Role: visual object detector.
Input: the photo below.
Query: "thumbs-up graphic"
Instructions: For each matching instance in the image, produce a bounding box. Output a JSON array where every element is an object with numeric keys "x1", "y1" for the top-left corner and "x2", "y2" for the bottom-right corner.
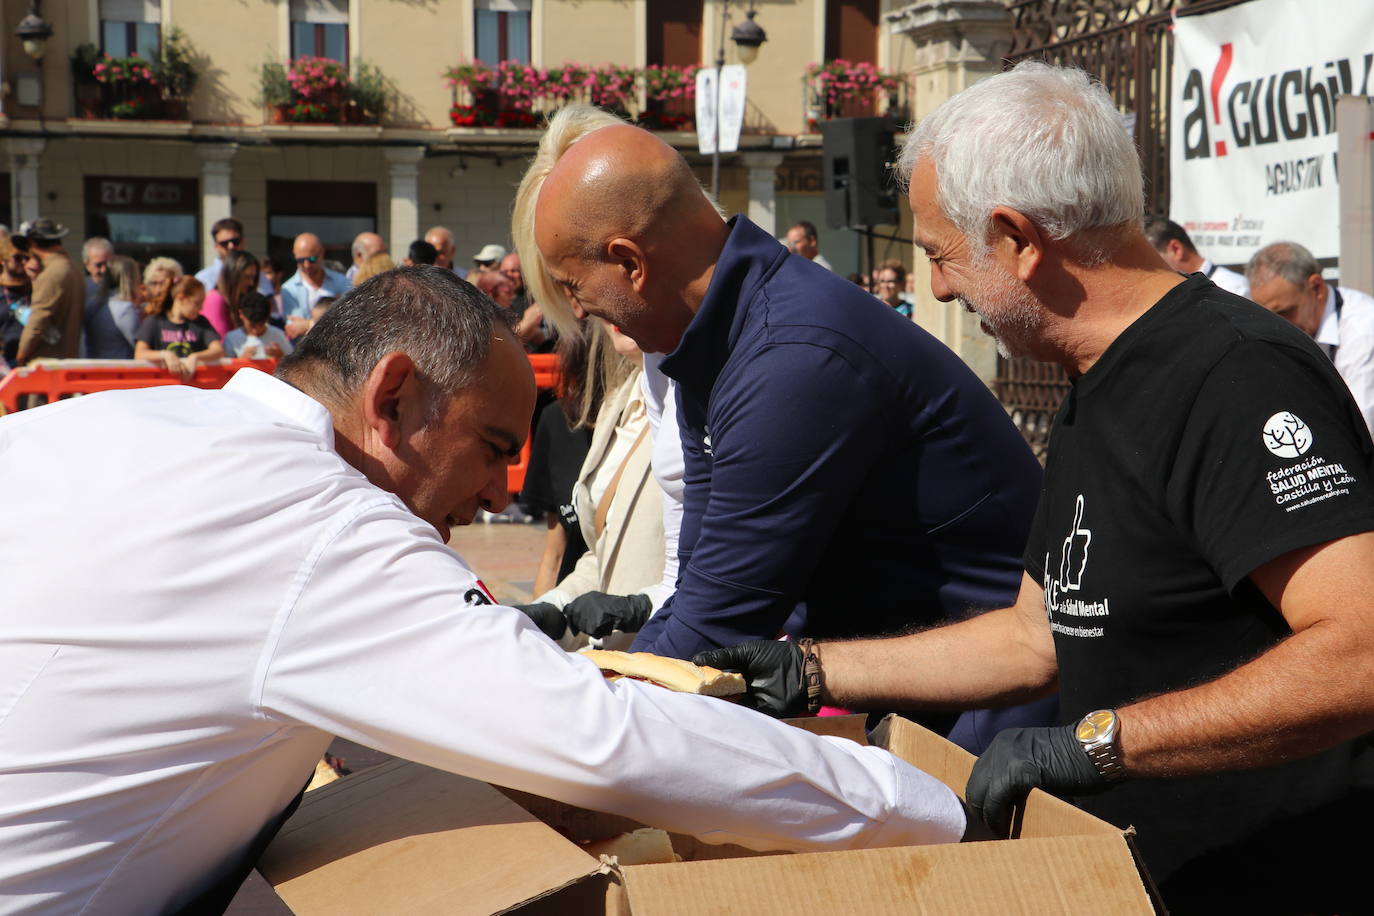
[{"x1": 1057, "y1": 494, "x2": 1091, "y2": 592}]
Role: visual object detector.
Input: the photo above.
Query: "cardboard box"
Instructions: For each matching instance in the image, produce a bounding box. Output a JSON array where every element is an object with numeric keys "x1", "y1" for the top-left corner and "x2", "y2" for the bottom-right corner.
[{"x1": 257, "y1": 715, "x2": 1160, "y2": 914}]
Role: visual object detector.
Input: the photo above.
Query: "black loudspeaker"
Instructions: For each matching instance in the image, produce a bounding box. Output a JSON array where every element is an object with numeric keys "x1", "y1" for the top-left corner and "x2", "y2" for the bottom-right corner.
[{"x1": 821, "y1": 117, "x2": 901, "y2": 228}]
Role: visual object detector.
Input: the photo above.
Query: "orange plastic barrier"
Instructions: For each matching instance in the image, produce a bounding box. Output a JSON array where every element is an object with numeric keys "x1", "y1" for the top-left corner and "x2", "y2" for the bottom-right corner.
[
  {"x1": 506, "y1": 352, "x2": 562, "y2": 496},
  {"x1": 0, "y1": 359, "x2": 278, "y2": 414},
  {"x1": 0, "y1": 355, "x2": 563, "y2": 497},
  {"x1": 527, "y1": 352, "x2": 560, "y2": 391}
]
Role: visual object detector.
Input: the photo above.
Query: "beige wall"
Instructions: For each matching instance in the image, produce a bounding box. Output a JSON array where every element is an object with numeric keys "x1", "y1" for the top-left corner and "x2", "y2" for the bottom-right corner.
[
  {"x1": 704, "y1": 0, "x2": 817, "y2": 136},
  {"x1": 417, "y1": 155, "x2": 528, "y2": 263},
  {"x1": 541, "y1": 0, "x2": 638, "y2": 70},
  {"x1": 175, "y1": 0, "x2": 277, "y2": 124},
  {"x1": 356, "y1": 0, "x2": 459, "y2": 128}
]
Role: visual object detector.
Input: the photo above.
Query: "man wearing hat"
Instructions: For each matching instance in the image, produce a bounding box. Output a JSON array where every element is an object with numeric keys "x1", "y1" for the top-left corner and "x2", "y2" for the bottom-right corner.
[
  {"x1": 472, "y1": 243, "x2": 507, "y2": 277},
  {"x1": 15, "y1": 219, "x2": 83, "y2": 365}
]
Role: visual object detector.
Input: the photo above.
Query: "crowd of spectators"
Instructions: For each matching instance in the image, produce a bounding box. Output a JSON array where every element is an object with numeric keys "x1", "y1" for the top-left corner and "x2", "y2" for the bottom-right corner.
[{"x1": 0, "y1": 217, "x2": 543, "y2": 378}]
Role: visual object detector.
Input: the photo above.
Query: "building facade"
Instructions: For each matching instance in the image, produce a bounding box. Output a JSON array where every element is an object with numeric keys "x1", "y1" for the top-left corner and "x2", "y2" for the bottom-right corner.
[{"x1": 0, "y1": 0, "x2": 1016, "y2": 372}]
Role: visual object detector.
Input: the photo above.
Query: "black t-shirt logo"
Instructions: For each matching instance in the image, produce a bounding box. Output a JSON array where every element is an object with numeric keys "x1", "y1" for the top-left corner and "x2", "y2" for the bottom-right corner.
[
  {"x1": 1057, "y1": 494, "x2": 1092, "y2": 593},
  {"x1": 1262, "y1": 411, "x2": 1313, "y2": 459}
]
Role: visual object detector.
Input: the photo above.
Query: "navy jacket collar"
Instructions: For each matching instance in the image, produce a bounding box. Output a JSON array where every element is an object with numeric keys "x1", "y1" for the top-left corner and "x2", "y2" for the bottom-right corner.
[{"x1": 660, "y1": 215, "x2": 789, "y2": 395}]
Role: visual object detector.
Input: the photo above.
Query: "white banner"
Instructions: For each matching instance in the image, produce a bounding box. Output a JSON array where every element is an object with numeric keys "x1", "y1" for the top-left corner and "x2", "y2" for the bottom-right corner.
[
  {"x1": 696, "y1": 69, "x2": 717, "y2": 155},
  {"x1": 696, "y1": 65, "x2": 747, "y2": 155},
  {"x1": 718, "y1": 64, "x2": 746, "y2": 154},
  {"x1": 1169, "y1": 0, "x2": 1374, "y2": 265}
]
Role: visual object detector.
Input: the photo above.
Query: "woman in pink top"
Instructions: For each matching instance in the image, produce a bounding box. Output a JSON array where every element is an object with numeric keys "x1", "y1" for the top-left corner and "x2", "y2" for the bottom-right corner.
[{"x1": 201, "y1": 250, "x2": 260, "y2": 337}]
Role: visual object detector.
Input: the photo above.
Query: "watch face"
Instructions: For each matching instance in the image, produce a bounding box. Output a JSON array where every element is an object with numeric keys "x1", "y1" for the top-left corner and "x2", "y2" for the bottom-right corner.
[{"x1": 1076, "y1": 709, "x2": 1116, "y2": 742}]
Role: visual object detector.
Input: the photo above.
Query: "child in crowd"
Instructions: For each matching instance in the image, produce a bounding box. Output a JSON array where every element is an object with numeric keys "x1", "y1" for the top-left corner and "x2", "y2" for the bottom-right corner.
[
  {"x1": 133, "y1": 276, "x2": 222, "y2": 381},
  {"x1": 259, "y1": 253, "x2": 289, "y2": 324},
  {"x1": 223, "y1": 291, "x2": 292, "y2": 360}
]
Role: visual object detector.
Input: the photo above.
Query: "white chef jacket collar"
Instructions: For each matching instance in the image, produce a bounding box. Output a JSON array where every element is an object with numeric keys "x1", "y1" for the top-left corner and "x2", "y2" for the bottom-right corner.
[
  {"x1": 223, "y1": 367, "x2": 336, "y2": 448},
  {"x1": 1315, "y1": 284, "x2": 1340, "y2": 349}
]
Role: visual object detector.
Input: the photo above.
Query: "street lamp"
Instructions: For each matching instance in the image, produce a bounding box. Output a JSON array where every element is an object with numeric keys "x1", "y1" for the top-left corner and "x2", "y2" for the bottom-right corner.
[
  {"x1": 15, "y1": 0, "x2": 53, "y2": 61},
  {"x1": 711, "y1": 2, "x2": 767, "y2": 198},
  {"x1": 731, "y1": 10, "x2": 767, "y2": 65}
]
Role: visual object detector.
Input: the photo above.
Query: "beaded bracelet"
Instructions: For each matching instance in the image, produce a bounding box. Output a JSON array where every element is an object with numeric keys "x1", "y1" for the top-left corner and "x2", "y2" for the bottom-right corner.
[{"x1": 797, "y1": 638, "x2": 823, "y2": 715}]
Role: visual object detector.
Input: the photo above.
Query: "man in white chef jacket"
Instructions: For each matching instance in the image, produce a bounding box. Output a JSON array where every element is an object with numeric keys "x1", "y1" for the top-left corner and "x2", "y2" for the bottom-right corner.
[{"x1": 0, "y1": 265, "x2": 966, "y2": 916}]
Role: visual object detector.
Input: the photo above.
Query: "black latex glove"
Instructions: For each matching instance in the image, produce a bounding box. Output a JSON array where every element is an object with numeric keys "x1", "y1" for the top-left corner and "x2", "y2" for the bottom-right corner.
[
  {"x1": 965, "y1": 725, "x2": 1108, "y2": 837},
  {"x1": 564, "y1": 591, "x2": 653, "y2": 638},
  {"x1": 693, "y1": 640, "x2": 806, "y2": 717},
  {"x1": 514, "y1": 602, "x2": 567, "y2": 641}
]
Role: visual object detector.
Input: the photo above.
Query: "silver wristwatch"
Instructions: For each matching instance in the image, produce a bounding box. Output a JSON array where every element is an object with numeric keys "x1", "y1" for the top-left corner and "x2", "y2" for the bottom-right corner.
[{"x1": 1075, "y1": 708, "x2": 1126, "y2": 783}]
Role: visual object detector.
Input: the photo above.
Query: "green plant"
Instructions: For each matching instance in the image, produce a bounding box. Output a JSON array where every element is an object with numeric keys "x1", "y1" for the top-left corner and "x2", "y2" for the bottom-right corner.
[
  {"x1": 444, "y1": 60, "x2": 496, "y2": 99},
  {"x1": 349, "y1": 60, "x2": 387, "y2": 117},
  {"x1": 258, "y1": 60, "x2": 291, "y2": 107},
  {"x1": 110, "y1": 99, "x2": 154, "y2": 119},
  {"x1": 71, "y1": 43, "x2": 101, "y2": 86},
  {"x1": 155, "y1": 26, "x2": 197, "y2": 100},
  {"x1": 287, "y1": 100, "x2": 332, "y2": 122}
]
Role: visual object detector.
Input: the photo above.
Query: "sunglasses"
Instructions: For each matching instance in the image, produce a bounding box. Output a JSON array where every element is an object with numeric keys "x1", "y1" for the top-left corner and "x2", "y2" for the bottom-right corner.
[
  {"x1": 216, "y1": 236, "x2": 243, "y2": 248},
  {"x1": 295, "y1": 255, "x2": 320, "y2": 265}
]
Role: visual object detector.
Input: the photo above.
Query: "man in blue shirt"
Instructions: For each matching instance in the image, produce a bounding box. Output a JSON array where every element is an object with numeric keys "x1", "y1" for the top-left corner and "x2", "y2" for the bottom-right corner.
[
  {"x1": 527, "y1": 115, "x2": 1048, "y2": 748},
  {"x1": 280, "y1": 232, "x2": 349, "y2": 335}
]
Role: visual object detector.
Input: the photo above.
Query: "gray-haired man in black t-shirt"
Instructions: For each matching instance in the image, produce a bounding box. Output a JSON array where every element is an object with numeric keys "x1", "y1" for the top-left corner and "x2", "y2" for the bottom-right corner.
[{"x1": 699, "y1": 61, "x2": 1374, "y2": 914}]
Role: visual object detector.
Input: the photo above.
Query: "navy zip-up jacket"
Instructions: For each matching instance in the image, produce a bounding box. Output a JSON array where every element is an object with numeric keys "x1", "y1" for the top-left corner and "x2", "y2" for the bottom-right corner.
[{"x1": 632, "y1": 216, "x2": 1044, "y2": 662}]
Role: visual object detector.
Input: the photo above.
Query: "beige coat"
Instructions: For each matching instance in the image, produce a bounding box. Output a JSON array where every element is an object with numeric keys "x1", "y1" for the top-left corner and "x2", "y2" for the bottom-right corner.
[
  {"x1": 18, "y1": 250, "x2": 84, "y2": 363},
  {"x1": 555, "y1": 370, "x2": 665, "y2": 648}
]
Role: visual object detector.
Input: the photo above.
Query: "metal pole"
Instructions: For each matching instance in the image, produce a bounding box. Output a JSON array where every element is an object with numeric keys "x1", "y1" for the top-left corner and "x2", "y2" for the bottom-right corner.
[{"x1": 711, "y1": 1, "x2": 729, "y2": 199}]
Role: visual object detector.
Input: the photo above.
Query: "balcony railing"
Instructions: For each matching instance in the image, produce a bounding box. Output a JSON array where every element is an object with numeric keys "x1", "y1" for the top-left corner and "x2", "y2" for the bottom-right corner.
[
  {"x1": 72, "y1": 55, "x2": 189, "y2": 121},
  {"x1": 445, "y1": 60, "x2": 699, "y2": 131},
  {"x1": 802, "y1": 60, "x2": 909, "y2": 132},
  {"x1": 259, "y1": 57, "x2": 388, "y2": 125},
  {"x1": 69, "y1": 30, "x2": 197, "y2": 122}
]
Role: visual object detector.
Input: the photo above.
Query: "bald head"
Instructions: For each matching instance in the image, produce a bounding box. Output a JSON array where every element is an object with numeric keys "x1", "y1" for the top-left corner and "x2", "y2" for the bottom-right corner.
[
  {"x1": 535, "y1": 125, "x2": 717, "y2": 262},
  {"x1": 352, "y1": 231, "x2": 385, "y2": 265},
  {"x1": 293, "y1": 233, "x2": 325, "y2": 283},
  {"x1": 425, "y1": 226, "x2": 456, "y2": 268}
]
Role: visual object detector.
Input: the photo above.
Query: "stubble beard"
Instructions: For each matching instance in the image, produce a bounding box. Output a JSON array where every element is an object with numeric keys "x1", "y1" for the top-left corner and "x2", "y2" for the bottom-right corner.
[
  {"x1": 959, "y1": 257, "x2": 1044, "y2": 359},
  {"x1": 596, "y1": 282, "x2": 663, "y2": 353}
]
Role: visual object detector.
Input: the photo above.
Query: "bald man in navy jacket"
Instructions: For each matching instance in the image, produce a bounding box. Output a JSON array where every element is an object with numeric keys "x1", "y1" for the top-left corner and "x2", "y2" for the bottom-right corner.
[{"x1": 530, "y1": 113, "x2": 1050, "y2": 750}]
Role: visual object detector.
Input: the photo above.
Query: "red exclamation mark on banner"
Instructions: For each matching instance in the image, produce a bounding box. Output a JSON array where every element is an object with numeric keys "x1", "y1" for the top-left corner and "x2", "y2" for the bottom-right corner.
[{"x1": 1211, "y1": 43, "x2": 1233, "y2": 157}]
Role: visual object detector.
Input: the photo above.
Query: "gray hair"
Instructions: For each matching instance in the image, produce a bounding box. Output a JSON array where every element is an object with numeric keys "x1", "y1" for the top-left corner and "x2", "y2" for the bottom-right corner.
[
  {"x1": 1246, "y1": 241, "x2": 1321, "y2": 288},
  {"x1": 276, "y1": 265, "x2": 512, "y2": 414},
  {"x1": 897, "y1": 61, "x2": 1144, "y2": 263},
  {"x1": 82, "y1": 236, "x2": 114, "y2": 262}
]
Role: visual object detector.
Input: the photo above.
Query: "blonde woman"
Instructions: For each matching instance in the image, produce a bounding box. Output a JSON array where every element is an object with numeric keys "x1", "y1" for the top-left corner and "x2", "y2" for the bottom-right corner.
[
  {"x1": 352, "y1": 252, "x2": 395, "y2": 286},
  {"x1": 516, "y1": 320, "x2": 665, "y2": 649},
  {"x1": 142, "y1": 257, "x2": 184, "y2": 317}
]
